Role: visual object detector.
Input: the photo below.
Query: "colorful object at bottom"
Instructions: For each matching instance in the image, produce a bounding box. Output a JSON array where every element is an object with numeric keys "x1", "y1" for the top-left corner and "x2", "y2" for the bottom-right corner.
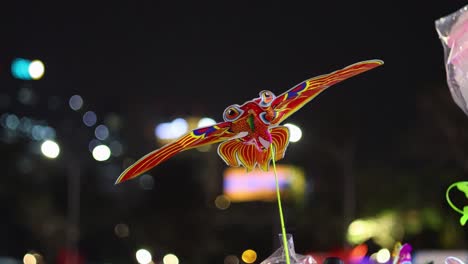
[
  {"x1": 116, "y1": 60, "x2": 383, "y2": 184},
  {"x1": 260, "y1": 234, "x2": 316, "y2": 264},
  {"x1": 392, "y1": 243, "x2": 412, "y2": 264}
]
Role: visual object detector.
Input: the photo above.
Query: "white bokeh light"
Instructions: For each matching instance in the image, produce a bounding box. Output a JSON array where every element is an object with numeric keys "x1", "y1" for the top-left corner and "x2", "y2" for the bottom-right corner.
[
  {"x1": 155, "y1": 118, "x2": 188, "y2": 140},
  {"x1": 376, "y1": 248, "x2": 390, "y2": 263},
  {"x1": 197, "y1": 117, "x2": 216, "y2": 128},
  {"x1": 41, "y1": 140, "x2": 60, "y2": 159},
  {"x1": 284, "y1": 123, "x2": 302, "y2": 143},
  {"x1": 136, "y1": 249, "x2": 152, "y2": 264},
  {"x1": 163, "y1": 253, "x2": 179, "y2": 264},
  {"x1": 28, "y1": 60, "x2": 45, "y2": 80},
  {"x1": 23, "y1": 253, "x2": 37, "y2": 264},
  {"x1": 92, "y1": 144, "x2": 111, "y2": 161}
]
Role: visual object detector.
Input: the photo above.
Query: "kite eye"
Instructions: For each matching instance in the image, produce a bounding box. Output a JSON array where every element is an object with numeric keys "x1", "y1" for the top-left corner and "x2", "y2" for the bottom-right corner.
[
  {"x1": 259, "y1": 90, "x2": 276, "y2": 107},
  {"x1": 223, "y1": 105, "x2": 244, "y2": 121}
]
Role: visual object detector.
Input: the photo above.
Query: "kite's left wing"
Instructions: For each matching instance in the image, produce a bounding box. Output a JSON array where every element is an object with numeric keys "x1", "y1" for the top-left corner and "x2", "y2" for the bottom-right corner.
[{"x1": 116, "y1": 122, "x2": 236, "y2": 184}]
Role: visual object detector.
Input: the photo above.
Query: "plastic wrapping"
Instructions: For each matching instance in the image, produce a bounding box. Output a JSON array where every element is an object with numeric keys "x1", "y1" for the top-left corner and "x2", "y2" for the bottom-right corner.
[
  {"x1": 260, "y1": 234, "x2": 316, "y2": 264},
  {"x1": 446, "y1": 257, "x2": 466, "y2": 264},
  {"x1": 436, "y1": 5, "x2": 468, "y2": 115}
]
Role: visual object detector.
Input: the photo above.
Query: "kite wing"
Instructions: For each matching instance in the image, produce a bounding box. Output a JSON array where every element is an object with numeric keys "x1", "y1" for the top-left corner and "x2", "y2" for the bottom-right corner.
[
  {"x1": 270, "y1": 59, "x2": 383, "y2": 126},
  {"x1": 115, "y1": 121, "x2": 236, "y2": 184}
]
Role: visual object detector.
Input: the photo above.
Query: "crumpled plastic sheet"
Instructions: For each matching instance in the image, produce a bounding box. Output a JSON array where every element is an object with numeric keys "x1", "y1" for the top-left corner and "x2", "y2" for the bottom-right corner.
[
  {"x1": 446, "y1": 256, "x2": 466, "y2": 264},
  {"x1": 260, "y1": 234, "x2": 316, "y2": 264},
  {"x1": 436, "y1": 4, "x2": 468, "y2": 115}
]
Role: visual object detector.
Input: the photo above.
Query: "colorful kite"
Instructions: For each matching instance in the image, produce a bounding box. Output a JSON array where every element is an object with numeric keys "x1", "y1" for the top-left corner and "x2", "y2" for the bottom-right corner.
[
  {"x1": 116, "y1": 59, "x2": 383, "y2": 264},
  {"x1": 115, "y1": 59, "x2": 383, "y2": 184}
]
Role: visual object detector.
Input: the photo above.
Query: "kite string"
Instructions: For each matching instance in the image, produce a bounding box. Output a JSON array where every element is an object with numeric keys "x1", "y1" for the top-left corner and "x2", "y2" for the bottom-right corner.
[{"x1": 271, "y1": 146, "x2": 291, "y2": 264}]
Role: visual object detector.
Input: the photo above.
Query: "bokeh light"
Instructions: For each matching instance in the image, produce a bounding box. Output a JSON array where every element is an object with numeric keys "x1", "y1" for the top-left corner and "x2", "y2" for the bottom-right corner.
[
  {"x1": 41, "y1": 140, "x2": 60, "y2": 159},
  {"x1": 349, "y1": 244, "x2": 368, "y2": 263},
  {"x1": 28, "y1": 60, "x2": 45, "y2": 80},
  {"x1": 11, "y1": 58, "x2": 31, "y2": 80},
  {"x1": 241, "y1": 249, "x2": 257, "y2": 264},
  {"x1": 347, "y1": 219, "x2": 374, "y2": 244},
  {"x1": 139, "y1": 174, "x2": 154, "y2": 190},
  {"x1": 284, "y1": 123, "x2": 302, "y2": 143},
  {"x1": 18, "y1": 87, "x2": 35, "y2": 105},
  {"x1": 69, "y1": 95, "x2": 83, "y2": 111},
  {"x1": 19, "y1": 117, "x2": 32, "y2": 133},
  {"x1": 23, "y1": 253, "x2": 36, "y2": 264},
  {"x1": 155, "y1": 118, "x2": 188, "y2": 140},
  {"x1": 92, "y1": 144, "x2": 111, "y2": 161},
  {"x1": 376, "y1": 248, "x2": 390, "y2": 263},
  {"x1": 163, "y1": 253, "x2": 179, "y2": 264},
  {"x1": 83, "y1": 111, "x2": 97, "y2": 127},
  {"x1": 88, "y1": 139, "x2": 101, "y2": 152},
  {"x1": 32, "y1": 125, "x2": 56, "y2": 141},
  {"x1": 197, "y1": 117, "x2": 216, "y2": 128},
  {"x1": 224, "y1": 255, "x2": 240, "y2": 264},
  {"x1": 5, "y1": 114, "x2": 20, "y2": 130},
  {"x1": 136, "y1": 249, "x2": 152, "y2": 264},
  {"x1": 214, "y1": 195, "x2": 231, "y2": 210},
  {"x1": 95, "y1": 124, "x2": 109, "y2": 140},
  {"x1": 114, "y1": 223, "x2": 130, "y2": 238}
]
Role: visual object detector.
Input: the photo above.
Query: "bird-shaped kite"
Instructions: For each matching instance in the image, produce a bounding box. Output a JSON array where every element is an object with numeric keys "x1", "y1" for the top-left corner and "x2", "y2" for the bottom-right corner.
[{"x1": 116, "y1": 59, "x2": 383, "y2": 184}]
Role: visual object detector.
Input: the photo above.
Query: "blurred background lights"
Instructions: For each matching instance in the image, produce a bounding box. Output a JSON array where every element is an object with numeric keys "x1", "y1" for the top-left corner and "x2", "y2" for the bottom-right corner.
[
  {"x1": 11, "y1": 58, "x2": 32, "y2": 80},
  {"x1": 88, "y1": 139, "x2": 101, "y2": 152},
  {"x1": 23, "y1": 253, "x2": 36, "y2": 264},
  {"x1": 241, "y1": 249, "x2": 257, "y2": 264},
  {"x1": 114, "y1": 223, "x2": 130, "y2": 238},
  {"x1": 95, "y1": 124, "x2": 109, "y2": 140},
  {"x1": 197, "y1": 117, "x2": 216, "y2": 128},
  {"x1": 19, "y1": 117, "x2": 32, "y2": 133},
  {"x1": 214, "y1": 194, "x2": 231, "y2": 210},
  {"x1": 69, "y1": 95, "x2": 83, "y2": 111},
  {"x1": 41, "y1": 140, "x2": 60, "y2": 159},
  {"x1": 376, "y1": 248, "x2": 391, "y2": 263},
  {"x1": 23, "y1": 253, "x2": 43, "y2": 264},
  {"x1": 92, "y1": 144, "x2": 111, "y2": 161},
  {"x1": 139, "y1": 174, "x2": 154, "y2": 190},
  {"x1": 347, "y1": 219, "x2": 374, "y2": 244},
  {"x1": 32, "y1": 125, "x2": 56, "y2": 140},
  {"x1": 28, "y1": 60, "x2": 45, "y2": 80},
  {"x1": 5, "y1": 114, "x2": 20, "y2": 130},
  {"x1": 284, "y1": 123, "x2": 302, "y2": 143},
  {"x1": 136, "y1": 249, "x2": 152, "y2": 264},
  {"x1": 18, "y1": 87, "x2": 35, "y2": 105},
  {"x1": 163, "y1": 253, "x2": 179, "y2": 264},
  {"x1": 83, "y1": 111, "x2": 97, "y2": 127},
  {"x1": 155, "y1": 118, "x2": 188, "y2": 140},
  {"x1": 349, "y1": 244, "x2": 368, "y2": 263},
  {"x1": 109, "y1": 140, "x2": 123, "y2": 156},
  {"x1": 11, "y1": 58, "x2": 45, "y2": 80},
  {"x1": 224, "y1": 255, "x2": 240, "y2": 264}
]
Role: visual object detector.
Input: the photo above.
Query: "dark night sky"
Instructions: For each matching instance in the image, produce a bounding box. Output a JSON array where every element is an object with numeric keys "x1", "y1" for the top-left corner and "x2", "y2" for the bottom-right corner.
[
  {"x1": 4, "y1": 1, "x2": 466, "y2": 152},
  {"x1": 2, "y1": 0, "x2": 465, "y2": 163},
  {"x1": 2, "y1": 1, "x2": 468, "y2": 263}
]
